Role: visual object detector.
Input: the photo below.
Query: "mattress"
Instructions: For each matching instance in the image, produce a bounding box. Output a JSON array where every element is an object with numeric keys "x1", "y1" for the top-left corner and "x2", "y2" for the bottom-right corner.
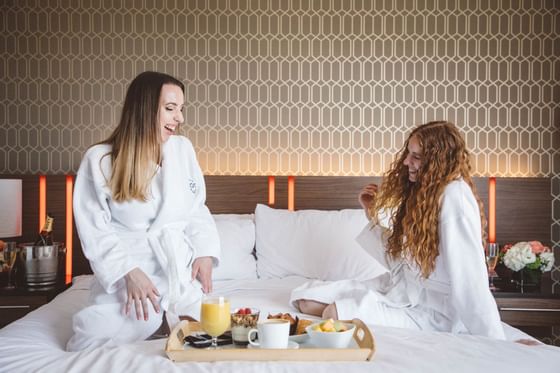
[{"x1": 0, "y1": 275, "x2": 559, "y2": 372}]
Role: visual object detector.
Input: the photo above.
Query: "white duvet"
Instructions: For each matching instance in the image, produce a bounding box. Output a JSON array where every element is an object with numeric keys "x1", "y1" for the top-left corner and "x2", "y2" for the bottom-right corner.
[{"x1": 0, "y1": 275, "x2": 559, "y2": 373}]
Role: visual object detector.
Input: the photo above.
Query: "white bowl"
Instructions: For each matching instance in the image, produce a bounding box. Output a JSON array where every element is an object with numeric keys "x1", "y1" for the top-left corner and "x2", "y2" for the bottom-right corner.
[{"x1": 305, "y1": 321, "x2": 355, "y2": 348}]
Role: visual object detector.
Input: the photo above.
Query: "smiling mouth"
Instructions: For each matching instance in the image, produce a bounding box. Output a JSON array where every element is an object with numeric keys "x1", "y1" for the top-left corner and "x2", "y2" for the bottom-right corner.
[{"x1": 164, "y1": 125, "x2": 176, "y2": 132}]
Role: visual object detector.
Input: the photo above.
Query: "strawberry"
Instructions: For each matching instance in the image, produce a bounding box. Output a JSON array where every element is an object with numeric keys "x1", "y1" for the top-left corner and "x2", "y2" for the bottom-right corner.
[
  {"x1": 237, "y1": 308, "x2": 247, "y2": 315},
  {"x1": 243, "y1": 308, "x2": 252, "y2": 314}
]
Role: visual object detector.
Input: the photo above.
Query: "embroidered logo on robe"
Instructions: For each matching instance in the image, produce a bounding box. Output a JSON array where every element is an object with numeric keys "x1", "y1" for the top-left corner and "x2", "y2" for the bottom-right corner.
[{"x1": 188, "y1": 179, "x2": 198, "y2": 194}]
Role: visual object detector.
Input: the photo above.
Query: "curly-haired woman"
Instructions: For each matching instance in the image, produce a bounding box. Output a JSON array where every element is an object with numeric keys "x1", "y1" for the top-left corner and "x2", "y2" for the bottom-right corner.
[{"x1": 291, "y1": 121, "x2": 506, "y2": 340}]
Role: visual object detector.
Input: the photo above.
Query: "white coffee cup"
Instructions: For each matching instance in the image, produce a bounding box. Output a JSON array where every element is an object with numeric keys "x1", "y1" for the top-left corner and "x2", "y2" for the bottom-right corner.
[{"x1": 247, "y1": 319, "x2": 290, "y2": 349}]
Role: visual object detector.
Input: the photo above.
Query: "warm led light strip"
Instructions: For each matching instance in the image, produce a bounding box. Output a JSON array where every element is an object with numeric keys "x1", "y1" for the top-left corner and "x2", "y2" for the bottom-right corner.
[
  {"x1": 488, "y1": 177, "x2": 496, "y2": 244},
  {"x1": 288, "y1": 176, "x2": 295, "y2": 211},
  {"x1": 268, "y1": 176, "x2": 275, "y2": 205},
  {"x1": 39, "y1": 175, "x2": 46, "y2": 230},
  {"x1": 65, "y1": 175, "x2": 73, "y2": 284}
]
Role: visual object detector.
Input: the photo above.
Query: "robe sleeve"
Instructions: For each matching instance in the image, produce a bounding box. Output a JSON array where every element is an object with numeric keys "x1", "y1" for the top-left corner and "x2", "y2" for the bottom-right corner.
[
  {"x1": 179, "y1": 138, "x2": 221, "y2": 266},
  {"x1": 439, "y1": 184, "x2": 505, "y2": 340},
  {"x1": 73, "y1": 147, "x2": 137, "y2": 294}
]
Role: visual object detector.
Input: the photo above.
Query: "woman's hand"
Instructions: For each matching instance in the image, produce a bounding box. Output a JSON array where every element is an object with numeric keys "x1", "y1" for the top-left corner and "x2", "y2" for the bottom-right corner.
[
  {"x1": 358, "y1": 183, "x2": 378, "y2": 218},
  {"x1": 192, "y1": 256, "x2": 214, "y2": 294},
  {"x1": 124, "y1": 267, "x2": 160, "y2": 321}
]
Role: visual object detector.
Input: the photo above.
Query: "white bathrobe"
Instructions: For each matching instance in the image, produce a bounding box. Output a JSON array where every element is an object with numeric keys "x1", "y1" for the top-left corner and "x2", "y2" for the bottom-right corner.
[
  {"x1": 67, "y1": 135, "x2": 220, "y2": 351},
  {"x1": 290, "y1": 179, "x2": 505, "y2": 340}
]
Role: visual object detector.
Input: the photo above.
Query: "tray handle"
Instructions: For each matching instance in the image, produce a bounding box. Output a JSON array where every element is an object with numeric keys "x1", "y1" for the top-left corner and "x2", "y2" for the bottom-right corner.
[
  {"x1": 165, "y1": 320, "x2": 188, "y2": 353},
  {"x1": 350, "y1": 318, "x2": 376, "y2": 361}
]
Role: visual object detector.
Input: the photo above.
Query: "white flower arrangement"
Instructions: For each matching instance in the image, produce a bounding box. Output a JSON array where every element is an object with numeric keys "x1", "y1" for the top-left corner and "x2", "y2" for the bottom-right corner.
[{"x1": 500, "y1": 241, "x2": 555, "y2": 272}]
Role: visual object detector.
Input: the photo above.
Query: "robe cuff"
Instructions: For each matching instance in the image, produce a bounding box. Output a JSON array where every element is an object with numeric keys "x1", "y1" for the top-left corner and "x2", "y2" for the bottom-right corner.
[
  {"x1": 335, "y1": 298, "x2": 359, "y2": 321},
  {"x1": 97, "y1": 264, "x2": 138, "y2": 294},
  {"x1": 192, "y1": 247, "x2": 220, "y2": 267}
]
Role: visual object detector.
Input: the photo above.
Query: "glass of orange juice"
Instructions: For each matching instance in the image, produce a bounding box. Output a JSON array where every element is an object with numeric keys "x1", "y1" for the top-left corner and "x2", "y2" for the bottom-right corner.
[{"x1": 200, "y1": 295, "x2": 230, "y2": 348}]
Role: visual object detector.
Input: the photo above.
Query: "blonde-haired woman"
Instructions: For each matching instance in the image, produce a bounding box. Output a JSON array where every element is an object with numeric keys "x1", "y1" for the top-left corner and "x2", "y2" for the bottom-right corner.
[
  {"x1": 67, "y1": 71, "x2": 220, "y2": 351},
  {"x1": 292, "y1": 121, "x2": 505, "y2": 340}
]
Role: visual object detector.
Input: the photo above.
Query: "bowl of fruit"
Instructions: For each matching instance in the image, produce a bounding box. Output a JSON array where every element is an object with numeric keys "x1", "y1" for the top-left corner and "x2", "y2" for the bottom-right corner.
[{"x1": 305, "y1": 319, "x2": 355, "y2": 348}]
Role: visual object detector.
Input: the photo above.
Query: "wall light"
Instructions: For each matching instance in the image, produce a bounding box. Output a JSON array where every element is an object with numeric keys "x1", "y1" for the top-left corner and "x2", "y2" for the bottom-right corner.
[
  {"x1": 39, "y1": 175, "x2": 46, "y2": 230},
  {"x1": 0, "y1": 179, "x2": 22, "y2": 239},
  {"x1": 268, "y1": 176, "x2": 275, "y2": 206},
  {"x1": 288, "y1": 176, "x2": 295, "y2": 211},
  {"x1": 65, "y1": 175, "x2": 73, "y2": 284},
  {"x1": 488, "y1": 177, "x2": 496, "y2": 244}
]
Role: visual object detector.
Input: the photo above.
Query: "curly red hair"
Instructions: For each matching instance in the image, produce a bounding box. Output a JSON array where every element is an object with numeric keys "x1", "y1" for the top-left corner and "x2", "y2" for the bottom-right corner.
[{"x1": 369, "y1": 121, "x2": 486, "y2": 278}]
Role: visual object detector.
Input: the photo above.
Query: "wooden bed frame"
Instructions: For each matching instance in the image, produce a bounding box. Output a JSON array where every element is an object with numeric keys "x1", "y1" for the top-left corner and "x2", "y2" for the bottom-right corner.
[{"x1": 0, "y1": 175, "x2": 553, "y2": 290}]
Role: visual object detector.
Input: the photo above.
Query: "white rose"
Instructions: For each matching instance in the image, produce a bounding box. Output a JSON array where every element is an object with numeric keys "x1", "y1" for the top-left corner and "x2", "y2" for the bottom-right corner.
[
  {"x1": 540, "y1": 252, "x2": 555, "y2": 272},
  {"x1": 503, "y1": 242, "x2": 535, "y2": 271}
]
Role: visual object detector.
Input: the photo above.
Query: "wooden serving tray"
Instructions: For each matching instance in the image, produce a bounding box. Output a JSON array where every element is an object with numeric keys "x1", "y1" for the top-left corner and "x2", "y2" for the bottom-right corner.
[{"x1": 165, "y1": 318, "x2": 375, "y2": 362}]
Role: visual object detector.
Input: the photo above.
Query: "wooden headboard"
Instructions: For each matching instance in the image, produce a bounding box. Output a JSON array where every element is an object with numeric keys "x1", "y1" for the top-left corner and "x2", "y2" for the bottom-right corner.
[{"x1": 0, "y1": 175, "x2": 552, "y2": 286}]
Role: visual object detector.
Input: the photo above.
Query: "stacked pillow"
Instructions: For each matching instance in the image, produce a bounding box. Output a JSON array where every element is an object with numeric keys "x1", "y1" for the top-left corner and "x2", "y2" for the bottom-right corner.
[
  {"x1": 254, "y1": 204, "x2": 386, "y2": 281},
  {"x1": 212, "y1": 214, "x2": 258, "y2": 281},
  {"x1": 211, "y1": 205, "x2": 388, "y2": 282}
]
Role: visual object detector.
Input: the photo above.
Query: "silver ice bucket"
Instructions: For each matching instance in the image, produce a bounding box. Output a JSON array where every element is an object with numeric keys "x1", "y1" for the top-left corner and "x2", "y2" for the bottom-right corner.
[{"x1": 19, "y1": 242, "x2": 65, "y2": 290}]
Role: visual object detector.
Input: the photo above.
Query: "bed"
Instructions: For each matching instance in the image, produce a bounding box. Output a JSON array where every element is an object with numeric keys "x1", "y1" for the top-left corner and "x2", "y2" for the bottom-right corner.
[{"x1": 0, "y1": 175, "x2": 559, "y2": 372}]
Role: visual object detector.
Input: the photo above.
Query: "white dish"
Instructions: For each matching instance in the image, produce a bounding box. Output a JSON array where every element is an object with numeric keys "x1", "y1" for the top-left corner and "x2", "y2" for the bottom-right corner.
[
  {"x1": 247, "y1": 340, "x2": 299, "y2": 349},
  {"x1": 289, "y1": 334, "x2": 309, "y2": 344},
  {"x1": 305, "y1": 321, "x2": 355, "y2": 348}
]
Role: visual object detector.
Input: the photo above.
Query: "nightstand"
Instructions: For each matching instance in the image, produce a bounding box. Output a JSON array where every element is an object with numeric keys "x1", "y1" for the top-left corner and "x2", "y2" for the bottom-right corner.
[
  {"x1": 493, "y1": 293, "x2": 560, "y2": 345},
  {"x1": 0, "y1": 286, "x2": 67, "y2": 328}
]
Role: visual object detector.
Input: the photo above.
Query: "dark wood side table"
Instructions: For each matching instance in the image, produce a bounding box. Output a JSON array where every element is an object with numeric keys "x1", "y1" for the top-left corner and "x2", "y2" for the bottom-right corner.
[
  {"x1": 0, "y1": 286, "x2": 68, "y2": 328},
  {"x1": 493, "y1": 292, "x2": 560, "y2": 345}
]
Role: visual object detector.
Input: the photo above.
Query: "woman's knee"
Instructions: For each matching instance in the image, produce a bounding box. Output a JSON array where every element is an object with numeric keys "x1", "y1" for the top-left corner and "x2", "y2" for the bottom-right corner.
[{"x1": 321, "y1": 303, "x2": 338, "y2": 320}]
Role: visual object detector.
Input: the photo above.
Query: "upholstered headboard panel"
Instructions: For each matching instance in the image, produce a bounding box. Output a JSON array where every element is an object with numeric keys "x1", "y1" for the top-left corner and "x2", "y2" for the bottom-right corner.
[
  {"x1": 287, "y1": 176, "x2": 551, "y2": 245},
  {"x1": 0, "y1": 175, "x2": 552, "y2": 284}
]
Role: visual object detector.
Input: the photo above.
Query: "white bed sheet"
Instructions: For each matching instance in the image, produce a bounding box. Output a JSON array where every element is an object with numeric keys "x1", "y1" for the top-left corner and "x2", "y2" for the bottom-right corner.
[{"x1": 0, "y1": 275, "x2": 559, "y2": 373}]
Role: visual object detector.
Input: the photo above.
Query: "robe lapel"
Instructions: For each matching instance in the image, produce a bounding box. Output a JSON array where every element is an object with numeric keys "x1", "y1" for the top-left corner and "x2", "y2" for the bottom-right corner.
[{"x1": 149, "y1": 139, "x2": 181, "y2": 232}]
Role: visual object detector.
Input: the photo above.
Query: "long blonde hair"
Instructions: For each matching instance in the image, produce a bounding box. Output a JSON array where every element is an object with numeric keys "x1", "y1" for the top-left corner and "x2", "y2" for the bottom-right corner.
[
  {"x1": 370, "y1": 121, "x2": 486, "y2": 278},
  {"x1": 101, "y1": 71, "x2": 185, "y2": 202}
]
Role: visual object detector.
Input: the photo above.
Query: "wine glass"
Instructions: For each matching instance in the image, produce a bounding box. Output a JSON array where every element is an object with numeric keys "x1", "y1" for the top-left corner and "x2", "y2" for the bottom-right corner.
[
  {"x1": 200, "y1": 295, "x2": 230, "y2": 349},
  {"x1": 2, "y1": 242, "x2": 18, "y2": 290},
  {"x1": 486, "y1": 243, "x2": 499, "y2": 291}
]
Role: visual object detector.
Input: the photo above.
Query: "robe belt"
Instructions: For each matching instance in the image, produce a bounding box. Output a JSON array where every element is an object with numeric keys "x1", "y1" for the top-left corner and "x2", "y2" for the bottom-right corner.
[{"x1": 117, "y1": 225, "x2": 194, "y2": 313}]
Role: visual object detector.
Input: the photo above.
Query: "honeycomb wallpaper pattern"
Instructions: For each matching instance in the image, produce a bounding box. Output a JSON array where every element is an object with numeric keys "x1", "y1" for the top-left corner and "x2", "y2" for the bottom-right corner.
[{"x1": 0, "y1": 0, "x2": 559, "y2": 335}]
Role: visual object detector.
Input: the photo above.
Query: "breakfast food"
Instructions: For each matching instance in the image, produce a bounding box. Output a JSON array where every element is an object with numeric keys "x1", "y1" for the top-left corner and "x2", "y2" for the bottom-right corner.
[
  {"x1": 311, "y1": 318, "x2": 349, "y2": 333},
  {"x1": 295, "y1": 318, "x2": 313, "y2": 335},
  {"x1": 267, "y1": 312, "x2": 297, "y2": 335},
  {"x1": 230, "y1": 307, "x2": 259, "y2": 345},
  {"x1": 306, "y1": 319, "x2": 355, "y2": 348},
  {"x1": 0, "y1": 240, "x2": 6, "y2": 271},
  {"x1": 267, "y1": 313, "x2": 313, "y2": 336}
]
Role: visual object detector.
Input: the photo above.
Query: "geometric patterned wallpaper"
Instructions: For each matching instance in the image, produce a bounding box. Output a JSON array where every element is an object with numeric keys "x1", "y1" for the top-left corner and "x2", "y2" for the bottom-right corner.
[
  {"x1": 0, "y1": 1, "x2": 559, "y2": 299},
  {"x1": 0, "y1": 1, "x2": 558, "y2": 177}
]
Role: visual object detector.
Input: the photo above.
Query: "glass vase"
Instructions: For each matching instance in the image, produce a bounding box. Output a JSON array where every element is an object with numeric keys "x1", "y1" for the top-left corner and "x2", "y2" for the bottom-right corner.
[{"x1": 511, "y1": 268, "x2": 542, "y2": 293}]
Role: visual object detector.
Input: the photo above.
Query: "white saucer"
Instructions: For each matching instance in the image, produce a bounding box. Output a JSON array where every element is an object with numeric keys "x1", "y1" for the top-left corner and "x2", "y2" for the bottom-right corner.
[
  {"x1": 289, "y1": 334, "x2": 309, "y2": 344},
  {"x1": 247, "y1": 340, "x2": 299, "y2": 349}
]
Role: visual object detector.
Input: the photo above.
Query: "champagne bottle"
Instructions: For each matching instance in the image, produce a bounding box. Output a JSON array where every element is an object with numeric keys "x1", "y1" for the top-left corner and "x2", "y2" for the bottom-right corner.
[{"x1": 34, "y1": 213, "x2": 54, "y2": 246}]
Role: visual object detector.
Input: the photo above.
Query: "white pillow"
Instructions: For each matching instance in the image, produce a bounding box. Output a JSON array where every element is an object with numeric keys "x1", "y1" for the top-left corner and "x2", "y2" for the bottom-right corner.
[
  {"x1": 212, "y1": 214, "x2": 257, "y2": 281},
  {"x1": 255, "y1": 204, "x2": 386, "y2": 281}
]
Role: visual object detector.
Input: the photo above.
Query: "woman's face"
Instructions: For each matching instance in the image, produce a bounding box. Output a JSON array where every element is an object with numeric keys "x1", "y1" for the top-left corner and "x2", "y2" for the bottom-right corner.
[
  {"x1": 403, "y1": 135, "x2": 423, "y2": 182},
  {"x1": 158, "y1": 83, "x2": 185, "y2": 143}
]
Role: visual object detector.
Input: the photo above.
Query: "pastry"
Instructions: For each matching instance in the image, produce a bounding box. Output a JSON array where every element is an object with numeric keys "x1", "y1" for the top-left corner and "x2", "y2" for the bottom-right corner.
[
  {"x1": 267, "y1": 312, "x2": 298, "y2": 335},
  {"x1": 295, "y1": 318, "x2": 313, "y2": 335}
]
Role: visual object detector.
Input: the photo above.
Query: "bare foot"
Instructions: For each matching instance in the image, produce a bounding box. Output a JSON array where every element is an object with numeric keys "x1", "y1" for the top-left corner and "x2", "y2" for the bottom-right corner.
[
  {"x1": 297, "y1": 299, "x2": 328, "y2": 316},
  {"x1": 321, "y1": 303, "x2": 338, "y2": 320},
  {"x1": 515, "y1": 339, "x2": 541, "y2": 346}
]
